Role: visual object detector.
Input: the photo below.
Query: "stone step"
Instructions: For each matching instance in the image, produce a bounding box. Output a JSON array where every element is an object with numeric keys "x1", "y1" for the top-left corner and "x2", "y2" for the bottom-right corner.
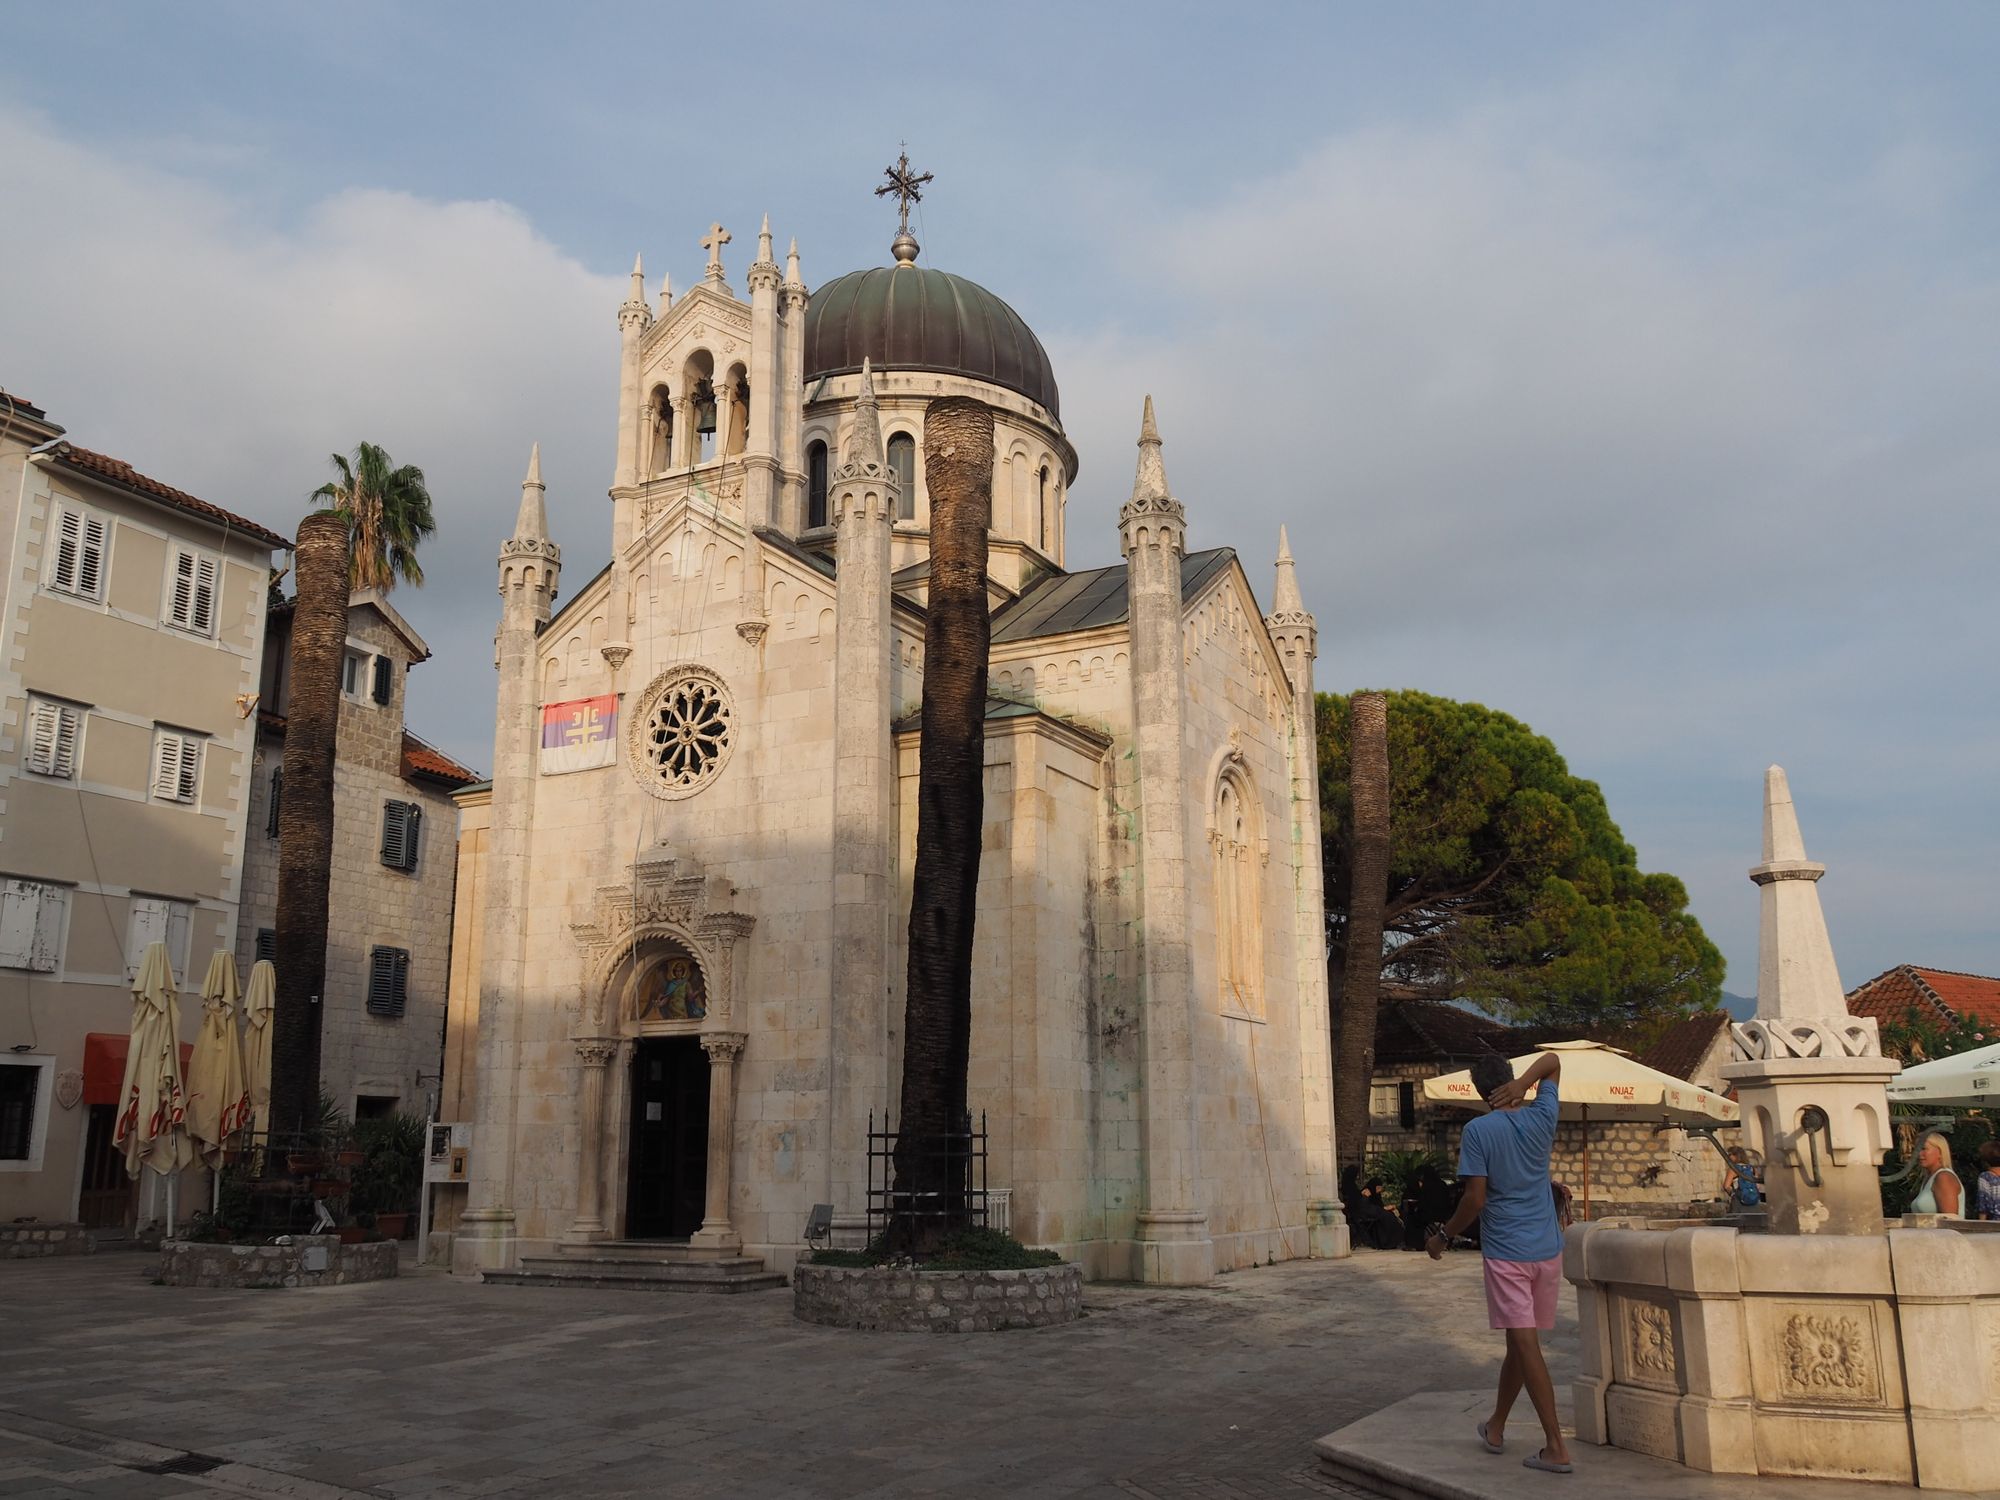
[
  {"x1": 520, "y1": 1253, "x2": 773, "y2": 1280},
  {"x1": 482, "y1": 1266, "x2": 787, "y2": 1295},
  {"x1": 551, "y1": 1239, "x2": 718, "y2": 1263}
]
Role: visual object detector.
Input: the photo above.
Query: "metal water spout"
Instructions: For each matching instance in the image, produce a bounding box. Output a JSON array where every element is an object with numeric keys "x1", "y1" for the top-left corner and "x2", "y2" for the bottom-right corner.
[{"x1": 1719, "y1": 767, "x2": 1901, "y2": 1234}]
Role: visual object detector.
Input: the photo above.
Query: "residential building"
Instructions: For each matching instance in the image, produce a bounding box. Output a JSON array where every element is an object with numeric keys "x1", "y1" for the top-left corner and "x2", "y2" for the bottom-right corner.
[
  {"x1": 235, "y1": 590, "x2": 479, "y2": 1124},
  {"x1": 0, "y1": 393, "x2": 287, "y2": 1227}
]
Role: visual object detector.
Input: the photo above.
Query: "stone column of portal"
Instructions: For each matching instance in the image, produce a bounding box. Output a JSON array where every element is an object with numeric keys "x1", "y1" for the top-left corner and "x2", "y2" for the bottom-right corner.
[
  {"x1": 607, "y1": 255, "x2": 651, "y2": 669},
  {"x1": 456, "y1": 445, "x2": 562, "y2": 1276},
  {"x1": 738, "y1": 216, "x2": 781, "y2": 647},
  {"x1": 562, "y1": 1039, "x2": 619, "y2": 1241},
  {"x1": 1265, "y1": 527, "x2": 1348, "y2": 1259},
  {"x1": 826, "y1": 361, "x2": 896, "y2": 1243},
  {"x1": 1119, "y1": 397, "x2": 1214, "y2": 1286},
  {"x1": 690, "y1": 1031, "x2": 748, "y2": 1254},
  {"x1": 1719, "y1": 766, "x2": 1900, "y2": 1235},
  {"x1": 779, "y1": 241, "x2": 808, "y2": 533}
]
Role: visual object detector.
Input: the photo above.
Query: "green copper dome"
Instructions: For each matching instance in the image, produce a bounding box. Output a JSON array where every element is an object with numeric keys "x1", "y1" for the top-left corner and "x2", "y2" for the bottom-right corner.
[{"x1": 804, "y1": 266, "x2": 1060, "y2": 420}]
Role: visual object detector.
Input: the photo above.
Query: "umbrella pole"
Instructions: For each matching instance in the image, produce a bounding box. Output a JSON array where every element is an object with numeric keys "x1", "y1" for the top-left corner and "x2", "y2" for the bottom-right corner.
[
  {"x1": 1582, "y1": 1106, "x2": 1591, "y2": 1220},
  {"x1": 166, "y1": 1169, "x2": 176, "y2": 1237}
]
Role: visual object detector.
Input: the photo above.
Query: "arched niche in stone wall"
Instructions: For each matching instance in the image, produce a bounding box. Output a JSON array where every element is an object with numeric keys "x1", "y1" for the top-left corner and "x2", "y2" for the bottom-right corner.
[{"x1": 568, "y1": 851, "x2": 755, "y2": 1038}]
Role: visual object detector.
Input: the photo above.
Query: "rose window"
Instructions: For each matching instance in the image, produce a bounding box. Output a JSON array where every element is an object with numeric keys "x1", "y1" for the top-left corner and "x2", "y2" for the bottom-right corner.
[{"x1": 630, "y1": 668, "x2": 735, "y2": 798}]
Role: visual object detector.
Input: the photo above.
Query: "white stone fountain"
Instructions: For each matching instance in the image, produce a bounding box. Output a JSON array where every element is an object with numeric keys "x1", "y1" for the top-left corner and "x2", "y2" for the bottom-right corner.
[{"x1": 1565, "y1": 767, "x2": 2000, "y2": 1489}]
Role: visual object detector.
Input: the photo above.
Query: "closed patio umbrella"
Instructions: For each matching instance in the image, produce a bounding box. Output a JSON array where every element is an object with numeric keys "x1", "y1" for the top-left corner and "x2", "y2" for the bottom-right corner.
[
  {"x1": 1424, "y1": 1039, "x2": 1740, "y2": 1215},
  {"x1": 186, "y1": 950, "x2": 249, "y2": 1171},
  {"x1": 242, "y1": 958, "x2": 276, "y2": 1140},
  {"x1": 1886, "y1": 1041, "x2": 2000, "y2": 1108},
  {"x1": 114, "y1": 941, "x2": 193, "y2": 1227}
]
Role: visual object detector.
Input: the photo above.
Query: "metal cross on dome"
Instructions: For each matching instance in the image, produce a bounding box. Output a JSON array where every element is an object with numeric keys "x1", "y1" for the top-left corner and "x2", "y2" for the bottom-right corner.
[{"x1": 875, "y1": 150, "x2": 933, "y2": 236}]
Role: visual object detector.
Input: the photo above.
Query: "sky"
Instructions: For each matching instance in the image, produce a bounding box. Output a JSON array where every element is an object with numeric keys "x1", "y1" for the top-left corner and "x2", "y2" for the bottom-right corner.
[{"x1": 1, "y1": 2, "x2": 1994, "y2": 997}]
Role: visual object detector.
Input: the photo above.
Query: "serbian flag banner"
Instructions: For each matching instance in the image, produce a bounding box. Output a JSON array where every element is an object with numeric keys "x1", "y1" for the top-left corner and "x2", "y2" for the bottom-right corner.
[{"x1": 540, "y1": 695, "x2": 617, "y2": 774}]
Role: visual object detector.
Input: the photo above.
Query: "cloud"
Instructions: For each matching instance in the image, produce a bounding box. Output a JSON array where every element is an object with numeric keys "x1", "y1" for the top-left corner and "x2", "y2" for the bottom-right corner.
[
  {"x1": 1044, "y1": 100, "x2": 2000, "y2": 987},
  {"x1": 0, "y1": 103, "x2": 620, "y2": 778}
]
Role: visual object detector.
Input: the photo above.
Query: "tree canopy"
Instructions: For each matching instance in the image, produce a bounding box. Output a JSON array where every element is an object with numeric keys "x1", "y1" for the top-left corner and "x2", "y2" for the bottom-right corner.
[
  {"x1": 310, "y1": 441, "x2": 436, "y2": 593},
  {"x1": 1319, "y1": 689, "x2": 1723, "y2": 1028}
]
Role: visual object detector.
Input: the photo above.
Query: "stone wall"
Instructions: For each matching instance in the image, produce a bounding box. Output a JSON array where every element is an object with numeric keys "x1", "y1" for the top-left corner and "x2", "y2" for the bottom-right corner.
[
  {"x1": 0, "y1": 1222, "x2": 95, "y2": 1257},
  {"x1": 158, "y1": 1234, "x2": 398, "y2": 1288},
  {"x1": 793, "y1": 1261, "x2": 1082, "y2": 1332}
]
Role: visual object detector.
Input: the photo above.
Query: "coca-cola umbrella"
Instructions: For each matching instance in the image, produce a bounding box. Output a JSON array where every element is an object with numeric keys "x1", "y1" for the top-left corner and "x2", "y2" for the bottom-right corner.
[{"x1": 114, "y1": 941, "x2": 193, "y2": 1230}]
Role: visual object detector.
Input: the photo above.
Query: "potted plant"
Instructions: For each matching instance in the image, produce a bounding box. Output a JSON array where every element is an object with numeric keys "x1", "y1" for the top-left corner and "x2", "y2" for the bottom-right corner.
[{"x1": 350, "y1": 1112, "x2": 426, "y2": 1240}]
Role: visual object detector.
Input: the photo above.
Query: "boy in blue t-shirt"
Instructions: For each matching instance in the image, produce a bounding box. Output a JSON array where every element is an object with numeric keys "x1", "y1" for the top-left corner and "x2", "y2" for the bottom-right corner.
[{"x1": 1426, "y1": 1049, "x2": 1573, "y2": 1475}]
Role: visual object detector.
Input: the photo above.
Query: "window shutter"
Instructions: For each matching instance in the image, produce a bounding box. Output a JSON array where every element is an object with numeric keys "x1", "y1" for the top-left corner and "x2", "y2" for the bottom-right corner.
[
  {"x1": 0, "y1": 881, "x2": 40, "y2": 969},
  {"x1": 76, "y1": 515, "x2": 106, "y2": 599},
  {"x1": 26, "y1": 701, "x2": 76, "y2": 778},
  {"x1": 402, "y1": 805, "x2": 420, "y2": 870},
  {"x1": 381, "y1": 801, "x2": 406, "y2": 869},
  {"x1": 164, "y1": 902, "x2": 191, "y2": 982},
  {"x1": 126, "y1": 897, "x2": 167, "y2": 979},
  {"x1": 372, "y1": 655, "x2": 392, "y2": 704},
  {"x1": 367, "y1": 946, "x2": 409, "y2": 1018},
  {"x1": 191, "y1": 556, "x2": 218, "y2": 635},
  {"x1": 255, "y1": 928, "x2": 277, "y2": 964},
  {"x1": 170, "y1": 550, "x2": 196, "y2": 629},
  {"x1": 51, "y1": 507, "x2": 82, "y2": 592},
  {"x1": 176, "y1": 738, "x2": 201, "y2": 804},
  {"x1": 267, "y1": 766, "x2": 282, "y2": 837},
  {"x1": 151, "y1": 735, "x2": 181, "y2": 800}
]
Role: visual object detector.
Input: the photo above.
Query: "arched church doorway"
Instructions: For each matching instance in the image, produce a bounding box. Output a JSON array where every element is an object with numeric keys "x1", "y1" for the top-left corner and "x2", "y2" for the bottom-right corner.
[{"x1": 625, "y1": 1037, "x2": 709, "y2": 1239}]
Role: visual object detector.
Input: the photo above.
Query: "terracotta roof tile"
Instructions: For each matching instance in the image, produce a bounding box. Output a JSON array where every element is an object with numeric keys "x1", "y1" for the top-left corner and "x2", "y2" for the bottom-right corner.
[
  {"x1": 1374, "y1": 1002, "x2": 1514, "y2": 1066},
  {"x1": 400, "y1": 732, "x2": 480, "y2": 786},
  {"x1": 42, "y1": 442, "x2": 291, "y2": 550},
  {"x1": 1638, "y1": 1011, "x2": 1732, "y2": 1082},
  {"x1": 1849, "y1": 964, "x2": 2000, "y2": 1030}
]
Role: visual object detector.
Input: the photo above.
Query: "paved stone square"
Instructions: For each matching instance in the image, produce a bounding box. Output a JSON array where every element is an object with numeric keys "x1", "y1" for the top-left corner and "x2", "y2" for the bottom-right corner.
[{"x1": 0, "y1": 1250, "x2": 1577, "y2": 1499}]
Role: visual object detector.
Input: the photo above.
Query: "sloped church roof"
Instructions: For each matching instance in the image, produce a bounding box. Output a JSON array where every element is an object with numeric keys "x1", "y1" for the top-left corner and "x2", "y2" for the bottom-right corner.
[{"x1": 990, "y1": 548, "x2": 1235, "y2": 643}]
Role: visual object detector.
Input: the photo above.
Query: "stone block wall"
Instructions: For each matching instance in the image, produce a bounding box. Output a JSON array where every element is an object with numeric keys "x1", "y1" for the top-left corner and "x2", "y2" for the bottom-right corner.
[
  {"x1": 158, "y1": 1233, "x2": 398, "y2": 1288},
  {"x1": 0, "y1": 1222, "x2": 95, "y2": 1257},
  {"x1": 792, "y1": 1261, "x2": 1083, "y2": 1332}
]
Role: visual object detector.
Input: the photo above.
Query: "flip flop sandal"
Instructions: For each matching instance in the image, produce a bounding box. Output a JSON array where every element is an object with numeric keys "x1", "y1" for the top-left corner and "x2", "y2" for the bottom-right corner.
[
  {"x1": 1476, "y1": 1421, "x2": 1504, "y2": 1454},
  {"x1": 1523, "y1": 1451, "x2": 1573, "y2": 1474}
]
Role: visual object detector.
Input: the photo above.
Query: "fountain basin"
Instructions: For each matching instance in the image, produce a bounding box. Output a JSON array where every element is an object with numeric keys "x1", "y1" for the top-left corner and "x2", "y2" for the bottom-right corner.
[{"x1": 1566, "y1": 1218, "x2": 2000, "y2": 1491}]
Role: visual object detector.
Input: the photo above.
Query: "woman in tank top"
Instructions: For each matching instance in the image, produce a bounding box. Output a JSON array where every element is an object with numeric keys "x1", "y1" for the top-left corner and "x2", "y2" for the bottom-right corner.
[{"x1": 1909, "y1": 1131, "x2": 1963, "y2": 1217}]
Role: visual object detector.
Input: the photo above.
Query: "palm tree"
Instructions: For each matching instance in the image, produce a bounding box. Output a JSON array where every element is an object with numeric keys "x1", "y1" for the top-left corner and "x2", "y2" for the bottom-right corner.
[
  {"x1": 268, "y1": 444, "x2": 432, "y2": 1139},
  {"x1": 1333, "y1": 691, "x2": 1390, "y2": 1170},
  {"x1": 892, "y1": 397, "x2": 996, "y2": 1250},
  {"x1": 310, "y1": 442, "x2": 436, "y2": 591}
]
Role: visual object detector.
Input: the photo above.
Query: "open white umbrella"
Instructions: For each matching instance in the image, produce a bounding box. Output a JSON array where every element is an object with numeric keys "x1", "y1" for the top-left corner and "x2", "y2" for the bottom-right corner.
[
  {"x1": 1887, "y1": 1041, "x2": 2000, "y2": 1107},
  {"x1": 114, "y1": 941, "x2": 193, "y2": 1227},
  {"x1": 186, "y1": 950, "x2": 249, "y2": 1171},
  {"x1": 242, "y1": 958, "x2": 276, "y2": 1140},
  {"x1": 1425, "y1": 1039, "x2": 1740, "y2": 1215}
]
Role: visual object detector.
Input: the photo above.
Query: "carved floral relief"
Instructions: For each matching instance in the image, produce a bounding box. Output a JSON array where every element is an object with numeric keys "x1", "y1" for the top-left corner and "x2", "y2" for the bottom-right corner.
[{"x1": 1779, "y1": 1312, "x2": 1880, "y2": 1404}]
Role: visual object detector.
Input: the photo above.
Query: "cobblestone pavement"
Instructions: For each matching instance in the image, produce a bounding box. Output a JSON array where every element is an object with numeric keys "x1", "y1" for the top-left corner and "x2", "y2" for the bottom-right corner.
[{"x1": 0, "y1": 1248, "x2": 1576, "y2": 1499}]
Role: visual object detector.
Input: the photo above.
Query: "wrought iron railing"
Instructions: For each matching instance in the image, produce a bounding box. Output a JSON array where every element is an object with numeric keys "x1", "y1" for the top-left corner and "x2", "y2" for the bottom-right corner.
[{"x1": 865, "y1": 1111, "x2": 992, "y2": 1245}]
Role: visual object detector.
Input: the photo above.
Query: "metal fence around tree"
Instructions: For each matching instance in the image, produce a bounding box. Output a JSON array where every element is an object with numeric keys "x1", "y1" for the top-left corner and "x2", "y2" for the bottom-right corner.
[{"x1": 866, "y1": 1111, "x2": 992, "y2": 1245}]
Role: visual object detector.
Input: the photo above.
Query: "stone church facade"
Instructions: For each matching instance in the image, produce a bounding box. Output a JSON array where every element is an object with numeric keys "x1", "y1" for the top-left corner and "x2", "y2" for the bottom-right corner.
[{"x1": 449, "y1": 214, "x2": 1347, "y2": 1283}]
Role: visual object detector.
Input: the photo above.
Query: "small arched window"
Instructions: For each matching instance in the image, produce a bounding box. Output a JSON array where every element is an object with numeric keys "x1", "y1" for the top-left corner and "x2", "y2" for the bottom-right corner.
[
  {"x1": 807, "y1": 441, "x2": 829, "y2": 529},
  {"x1": 888, "y1": 433, "x2": 916, "y2": 521},
  {"x1": 1037, "y1": 465, "x2": 1050, "y2": 550},
  {"x1": 1214, "y1": 767, "x2": 1263, "y2": 1017}
]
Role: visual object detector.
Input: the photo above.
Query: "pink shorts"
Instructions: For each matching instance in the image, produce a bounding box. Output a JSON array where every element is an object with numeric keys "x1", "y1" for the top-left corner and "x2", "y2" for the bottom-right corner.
[{"x1": 1483, "y1": 1255, "x2": 1562, "y2": 1330}]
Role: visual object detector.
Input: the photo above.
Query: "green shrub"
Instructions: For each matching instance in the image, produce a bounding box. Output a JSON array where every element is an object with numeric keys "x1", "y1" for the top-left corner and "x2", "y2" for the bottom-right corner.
[{"x1": 810, "y1": 1226, "x2": 1061, "y2": 1271}]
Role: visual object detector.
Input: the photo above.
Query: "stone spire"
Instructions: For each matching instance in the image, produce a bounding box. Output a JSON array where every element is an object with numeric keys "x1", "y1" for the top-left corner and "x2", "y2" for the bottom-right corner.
[
  {"x1": 1265, "y1": 524, "x2": 1316, "y2": 683},
  {"x1": 1751, "y1": 765, "x2": 1846, "y2": 1023},
  {"x1": 618, "y1": 252, "x2": 651, "y2": 333},
  {"x1": 1119, "y1": 395, "x2": 1186, "y2": 548},
  {"x1": 784, "y1": 237, "x2": 804, "y2": 292},
  {"x1": 842, "y1": 358, "x2": 885, "y2": 473},
  {"x1": 656, "y1": 270, "x2": 672, "y2": 316},
  {"x1": 1272, "y1": 525, "x2": 1304, "y2": 613},
  {"x1": 514, "y1": 442, "x2": 546, "y2": 540},
  {"x1": 758, "y1": 213, "x2": 774, "y2": 264}
]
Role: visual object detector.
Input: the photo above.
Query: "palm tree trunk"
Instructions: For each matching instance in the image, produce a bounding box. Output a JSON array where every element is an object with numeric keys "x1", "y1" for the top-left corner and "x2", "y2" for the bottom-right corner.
[
  {"x1": 892, "y1": 397, "x2": 995, "y2": 1250},
  {"x1": 1333, "y1": 691, "x2": 1390, "y2": 1172},
  {"x1": 268, "y1": 512, "x2": 349, "y2": 1139}
]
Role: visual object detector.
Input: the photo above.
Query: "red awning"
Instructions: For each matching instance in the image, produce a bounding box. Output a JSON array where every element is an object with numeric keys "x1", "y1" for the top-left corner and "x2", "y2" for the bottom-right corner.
[{"x1": 82, "y1": 1032, "x2": 193, "y2": 1107}]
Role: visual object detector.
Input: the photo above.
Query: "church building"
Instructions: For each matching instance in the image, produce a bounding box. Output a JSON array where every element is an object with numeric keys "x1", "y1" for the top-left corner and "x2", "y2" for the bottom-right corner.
[{"x1": 447, "y1": 190, "x2": 1347, "y2": 1285}]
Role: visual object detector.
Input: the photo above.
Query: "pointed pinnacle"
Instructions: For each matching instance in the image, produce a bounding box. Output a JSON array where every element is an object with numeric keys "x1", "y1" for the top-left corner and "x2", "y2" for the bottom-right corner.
[
  {"x1": 847, "y1": 358, "x2": 884, "y2": 469},
  {"x1": 1273, "y1": 526, "x2": 1305, "y2": 613},
  {"x1": 785, "y1": 238, "x2": 803, "y2": 286},
  {"x1": 1131, "y1": 395, "x2": 1169, "y2": 503},
  {"x1": 514, "y1": 442, "x2": 548, "y2": 541},
  {"x1": 657, "y1": 271, "x2": 672, "y2": 311},
  {"x1": 626, "y1": 253, "x2": 646, "y2": 305},
  {"x1": 524, "y1": 442, "x2": 542, "y2": 488},
  {"x1": 1762, "y1": 765, "x2": 1808, "y2": 864}
]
